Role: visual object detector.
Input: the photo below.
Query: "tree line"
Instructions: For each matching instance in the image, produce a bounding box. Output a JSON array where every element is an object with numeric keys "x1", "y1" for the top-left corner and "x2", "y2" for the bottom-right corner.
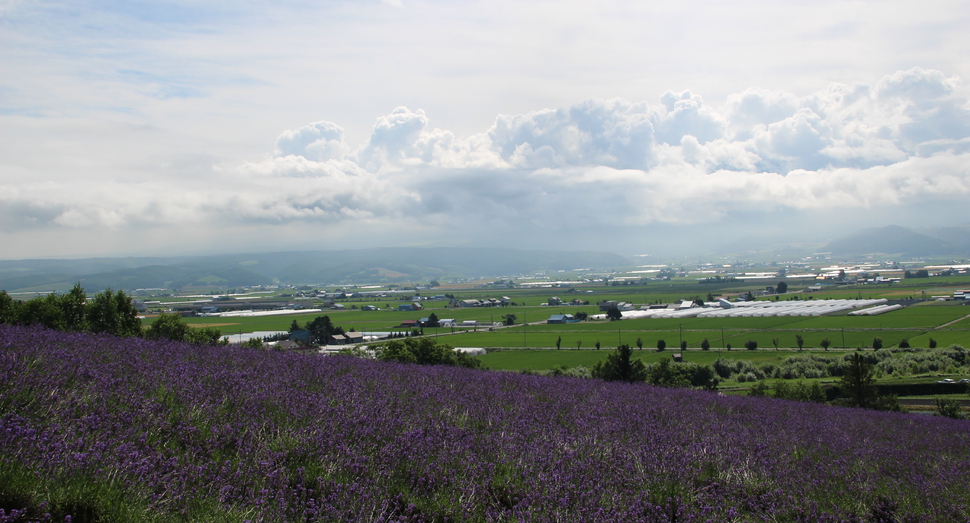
[
  {"x1": 0, "y1": 284, "x2": 224, "y2": 344},
  {"x1": 586, "y1": 344, "x2": 902, "y2": 411}
]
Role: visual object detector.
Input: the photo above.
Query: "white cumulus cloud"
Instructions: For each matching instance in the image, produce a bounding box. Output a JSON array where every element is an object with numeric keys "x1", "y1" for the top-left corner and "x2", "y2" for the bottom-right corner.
[{"x1": 3, "y1": 69, "x2": 969, "y2": 257}]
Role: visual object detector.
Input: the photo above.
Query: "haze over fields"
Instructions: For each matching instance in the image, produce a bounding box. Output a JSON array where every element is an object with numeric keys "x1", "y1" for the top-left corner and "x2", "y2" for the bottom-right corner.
[{"x1": 2, "y1": 1, "x2": 969, "y2": 260}]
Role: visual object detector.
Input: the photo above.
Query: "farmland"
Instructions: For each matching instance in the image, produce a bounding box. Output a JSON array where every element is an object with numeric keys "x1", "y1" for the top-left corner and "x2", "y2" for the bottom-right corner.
[
  {"x1": 2, "y1": 324, "x2": 969, "y2": 522},
  {"x1": 155, "y1": 276, "x2": 970, "y2": 362}
]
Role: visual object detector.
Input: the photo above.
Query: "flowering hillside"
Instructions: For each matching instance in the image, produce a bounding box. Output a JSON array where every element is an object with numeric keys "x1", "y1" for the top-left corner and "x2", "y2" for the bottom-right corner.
[{"x1": 1, "y1": 324, "x2": 969, "y2": 522}]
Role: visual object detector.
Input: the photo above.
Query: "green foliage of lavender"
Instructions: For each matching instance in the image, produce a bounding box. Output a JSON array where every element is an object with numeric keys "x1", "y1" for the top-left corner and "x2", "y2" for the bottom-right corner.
[{"x1": 2, "y1": 325, "x2": 970, "y2": 522}]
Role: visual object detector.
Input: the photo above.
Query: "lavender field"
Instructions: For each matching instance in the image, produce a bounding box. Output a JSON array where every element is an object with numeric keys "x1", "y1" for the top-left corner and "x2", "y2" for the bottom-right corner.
[{"x1": 1, "y1": 324, "x2": 969, "y2": 522}]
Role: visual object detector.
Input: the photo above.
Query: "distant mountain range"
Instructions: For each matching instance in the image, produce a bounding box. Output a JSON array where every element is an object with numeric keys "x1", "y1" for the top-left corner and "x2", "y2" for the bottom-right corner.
[
  {"x1": 3, "y1": 225, "x2": 966, "y2": 294},
  {"x1": 822, "y1": 224, "x2": 970, "y2": 257},
  {"x1": 0, "y1": 248, "x2": 633, "y2": 293}
]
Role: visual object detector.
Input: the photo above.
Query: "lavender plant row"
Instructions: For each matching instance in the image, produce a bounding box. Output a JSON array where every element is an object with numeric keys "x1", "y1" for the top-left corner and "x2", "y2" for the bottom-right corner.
[{"x1": 1, "y1": 325, "x2": 969, "y2": 522}]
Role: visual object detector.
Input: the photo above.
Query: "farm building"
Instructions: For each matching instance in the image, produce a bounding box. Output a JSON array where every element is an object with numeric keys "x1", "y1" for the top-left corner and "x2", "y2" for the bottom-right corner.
[{"x1": 546, "y1": 314, "x2": 575, "y2": 324}]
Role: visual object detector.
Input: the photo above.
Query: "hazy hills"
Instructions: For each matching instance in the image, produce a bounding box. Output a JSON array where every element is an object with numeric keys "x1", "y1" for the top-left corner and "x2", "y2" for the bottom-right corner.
[
  {"x1": 0, "y1": 248, "x2": 632, "y2": 293},
  {"x1": 3, "y1": 225, "x2": 967, "y2": 293},
  {"x1": 823, "y1": 224, "x2": 970, "y2": 257}
]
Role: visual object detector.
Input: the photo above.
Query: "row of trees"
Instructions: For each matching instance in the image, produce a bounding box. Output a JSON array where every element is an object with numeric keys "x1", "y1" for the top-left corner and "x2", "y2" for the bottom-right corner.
[
  {"x1": 0, "y1": 284, "x2": 223, "y2": 344},
  {"x1": 750, "y1": 353, "x2": 902, "y2": 411},
  {"x1": 636, "y1": 335, "x2": 927, "y2": 352},
  {"x1": 590, "y1": 344, "x2": 906, "y2": 412},
  {"x1": 591, "y1": 344, "x2": 718, "y2": 389},
  {"x1": 1, "y1": 284, "x2": 141, "y2": 337}
]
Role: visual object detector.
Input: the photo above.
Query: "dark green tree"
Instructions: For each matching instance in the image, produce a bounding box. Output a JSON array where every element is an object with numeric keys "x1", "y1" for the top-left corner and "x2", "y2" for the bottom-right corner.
[
  {"x1": 591, "y1": 344, "x2": 647, "y2": 383},
  {"x1": 595, "y1": 340, "x2": 601, "y2": 350},
  {"x1": 145, "y1": 312, "x2": 225, "y2": 345},
  {"x1": 379, "y1": 340, "x2": 417, "y2": 364},
  {"x1": 0, "y1": 291, "x2": 17, "y2": 324},
  {"x1": 928, "y1": 338, "x2": 937, "y2": 348},
  {"x1": 745, "y1": 340, "x2": 758, "y2": 350},
  {"x1": 305, "y1": 315, "x2": 343, "y2": 344},
  {"x1": 680, "y1": 340, "x2": 687, "y2": 350},
  {"x1": 378, "y1": 338, "x2": 480, "y2": 369},
  {"x1": 898, "y1": 338, "x2": 910, "y2": 348},
  {"x1": 776, "y1": 281, "x2": 788, "y2": 294},
  {"x1": 556, "y1": 336, "x2": 562, "y2": 350},
  {"x1": 636, "y1": 337, "x2": 643, "y2": 350},
  {"x1": 502, "y1": 313, "x2": 517, "y2": 326},
  {"x1": 646, "y1": 359, "x2": 689, "y2": 388},
  {"x1": 86, "y1": 288, "x2": 141, "y2": 337},
  {"x1": 427, "y1": 312, "x2": 439, "y2": 327},
  {"x1": 145, "y1": 312, "x2": 190, "y2": 342},
  {"x1": 700, "y1": 338, "x2": 710, "y2": 351},
  {"x1": 606, "y1": 307, "x2": 622, "y2": 321},
  {"x1": 186, "y1": 327, "x2": 225, "y2": 345},
  {"x1": 656, "y1": 339, "x2": 666, "y2": 352},
  {"x1": 872, "y1": 337, "x2": 883, "y2": 350},
  {"x1": 840, "y1": 353, "x2": 879, "y2": 409},
  {"x1": 18, "y1": 293, "x2": 67, "y2": 330},
  {"x1": 795, "y1": 334, "x2": 804, "y2": 351},
  {"x1": 61, "y1": 283, "x2": 88, "y2": 331},
  {"x1": 820, "y1": 338, "x2": 831, "y2": 350}
]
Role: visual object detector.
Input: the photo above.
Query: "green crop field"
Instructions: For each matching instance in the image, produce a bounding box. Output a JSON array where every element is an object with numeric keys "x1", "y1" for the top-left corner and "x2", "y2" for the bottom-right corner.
[{"x1": 139, "y1": 273, "x2": 970, "y2": 361}]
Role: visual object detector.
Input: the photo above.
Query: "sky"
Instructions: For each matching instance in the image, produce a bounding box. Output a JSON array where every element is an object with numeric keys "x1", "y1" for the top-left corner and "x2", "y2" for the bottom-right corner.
[{"x1": 2, "y1": 0, "x2": 969, "y2": 260}]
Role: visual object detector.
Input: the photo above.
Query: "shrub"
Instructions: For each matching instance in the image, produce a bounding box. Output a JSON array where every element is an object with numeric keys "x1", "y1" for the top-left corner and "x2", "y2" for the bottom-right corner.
[
  {"x1": 747, "y1": 380, "x2": 769, "y2": 396},
  {"x1": 935, "y1": 399, "x2": 964, "y2": 419}
]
